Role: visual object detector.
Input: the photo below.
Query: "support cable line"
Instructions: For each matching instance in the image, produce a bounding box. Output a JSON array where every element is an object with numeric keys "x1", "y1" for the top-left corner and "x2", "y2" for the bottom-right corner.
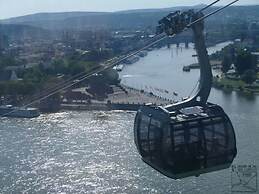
[
  {"x1": 198, "y1": 0, "x2": 221, "y2": 13},
  {"x1": 187, "y1": 0, "x2": 239, "y2": 28}
]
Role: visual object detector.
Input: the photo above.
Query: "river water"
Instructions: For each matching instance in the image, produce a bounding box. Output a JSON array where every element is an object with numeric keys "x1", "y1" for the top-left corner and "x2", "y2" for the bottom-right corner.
[{"x1": 1, "y1": 43, "x2": 259, "y2": 194}]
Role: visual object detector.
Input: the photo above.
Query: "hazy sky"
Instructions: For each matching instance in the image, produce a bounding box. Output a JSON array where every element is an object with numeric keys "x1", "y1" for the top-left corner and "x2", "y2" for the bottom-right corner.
[{"x1": 0, "y1": 0, "x2": 258, "y2": 19}]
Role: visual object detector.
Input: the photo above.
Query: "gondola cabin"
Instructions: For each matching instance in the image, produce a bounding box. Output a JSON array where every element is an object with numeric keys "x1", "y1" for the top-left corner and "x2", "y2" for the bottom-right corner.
[{"x1": 134, "y1": 104, "x2": 237, "y2": 179}]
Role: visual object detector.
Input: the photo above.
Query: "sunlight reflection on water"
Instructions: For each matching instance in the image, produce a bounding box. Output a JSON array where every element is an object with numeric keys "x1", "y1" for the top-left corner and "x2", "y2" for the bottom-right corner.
[{"x1": 0, "y1": 110, "x2": 245, "y2": 193}]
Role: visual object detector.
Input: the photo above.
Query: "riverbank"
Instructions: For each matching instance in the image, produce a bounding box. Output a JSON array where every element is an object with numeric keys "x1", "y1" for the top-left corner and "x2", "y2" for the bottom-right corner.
[
  {"x1": 62, "y1": 102, "x2": 142, "y2": 111},
  {"x1": 61, "y1": 84, "x2": 173, "y2": 112},
  {"x1": 62, "y1": 41, "x2": 234, "y2": 112},
  {"x1": 183, "y1": 60, "x2": 222, "y2": 71}
]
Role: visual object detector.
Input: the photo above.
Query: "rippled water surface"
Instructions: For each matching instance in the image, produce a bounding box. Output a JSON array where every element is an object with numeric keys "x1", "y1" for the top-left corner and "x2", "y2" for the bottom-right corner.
[{"x1": 0, "y1": 111, "x2": 245, "y2": 194}]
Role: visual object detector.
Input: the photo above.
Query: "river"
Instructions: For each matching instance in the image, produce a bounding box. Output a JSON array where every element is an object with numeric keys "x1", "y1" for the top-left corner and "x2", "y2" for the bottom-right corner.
[{"x1": 0, "y1": 42, "x2": 259, "y2": 193}]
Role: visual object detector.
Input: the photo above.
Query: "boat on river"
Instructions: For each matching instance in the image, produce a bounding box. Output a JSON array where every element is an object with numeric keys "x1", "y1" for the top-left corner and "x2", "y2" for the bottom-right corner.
[
  {"x1": 183, "y1": 66, "x2": 191, "y2": 72},
  {"x1": 0, "y1": 105, "x2": 40, "y2": 118},
  {"x1": 124, "y1": 56, "x2": 140, "y2": 64},
  {"x1": 113, "y1": 64, "x2": 124, "y2": 72},
  {"x1": 138, "y1": 51, "x2": 148, "y2": 57}
]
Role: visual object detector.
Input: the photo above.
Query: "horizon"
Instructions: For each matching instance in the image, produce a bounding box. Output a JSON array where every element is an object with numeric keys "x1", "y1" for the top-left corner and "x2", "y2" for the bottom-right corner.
[{"x1": 0, "y1": 0, "x2": 258, "y2": 20}]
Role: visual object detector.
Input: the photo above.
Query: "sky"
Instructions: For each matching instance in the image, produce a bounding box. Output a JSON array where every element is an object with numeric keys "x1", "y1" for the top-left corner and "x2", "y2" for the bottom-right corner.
[{"x1": 0, "y1": 0, "x2": 258, "y2": 19}]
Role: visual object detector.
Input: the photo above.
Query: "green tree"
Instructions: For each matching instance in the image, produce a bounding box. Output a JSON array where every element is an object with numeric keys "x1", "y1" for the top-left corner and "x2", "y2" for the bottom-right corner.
[
  {"x1": 221, "y1": 56, "x2": 232, "y2": 73},
  {"x1": 52, "y1": 59, "x2": 67, "y2": 74},
  {"x1": 0, "y1": 81, "x2": 38, "y2": 96},
  {"x1": 103, "y1": 68, "x2": 120, "y2": 84},
  {"x1": 235, "y1": 49, "x2": 257, "y2": 75},
  {"x1": 23, "y1": 67, "x2": 46, "y2": 83},
  {"x1": 0, "y1": 82, "x2": 6, "y2": 96},
  {"x1": 0, "y1": 56, "x2": 17, "y2": 68},
  {"x1": 67, "y1": 63, "x2": 85, "y2": 76},
  {"x1": 241, "y1": 69, "x2": 257, "y2": 84},
  {"x1": 21, "y1": 81, "x2": 37, "y2": 95}
]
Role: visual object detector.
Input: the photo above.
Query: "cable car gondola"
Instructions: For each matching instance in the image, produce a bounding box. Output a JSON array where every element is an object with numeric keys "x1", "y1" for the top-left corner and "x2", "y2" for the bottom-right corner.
[
  {"x1": 134, "y1": 104, "x2": 237, "y2": 179},
  {"x1": 134, "y1": 7, "x2": 237, "y2": 179}
]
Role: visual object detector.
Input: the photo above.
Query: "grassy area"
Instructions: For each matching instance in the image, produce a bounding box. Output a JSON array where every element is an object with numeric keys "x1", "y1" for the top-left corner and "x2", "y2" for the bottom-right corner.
[
  {"x1": 213, "y1": 76, "x2": 259, "y2": 93},
  {"x1": 213, "y1": 77, "x2": 245, "y2": 88}
]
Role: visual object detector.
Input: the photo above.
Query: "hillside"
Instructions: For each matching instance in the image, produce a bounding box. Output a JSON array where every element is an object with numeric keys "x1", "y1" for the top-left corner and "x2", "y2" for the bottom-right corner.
[
  {"x1": 0, "y1": 5, "x2": 211, "y2": 30},
  {"x1": 0, "y1": 5, "x2": 259, "y2": 38},
  {"x1": 0, "y1": 24, "x2": 49, "y2": 40}
]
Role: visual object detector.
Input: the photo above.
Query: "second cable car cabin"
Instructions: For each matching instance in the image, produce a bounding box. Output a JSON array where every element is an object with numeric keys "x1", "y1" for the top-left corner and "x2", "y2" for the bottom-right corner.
[
  {"x1": 134, "y1": 9, "x2": 237, "y2": 179},
  {"x1": 134, "y1": 104, "x2": 237, "y2": 179}
]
